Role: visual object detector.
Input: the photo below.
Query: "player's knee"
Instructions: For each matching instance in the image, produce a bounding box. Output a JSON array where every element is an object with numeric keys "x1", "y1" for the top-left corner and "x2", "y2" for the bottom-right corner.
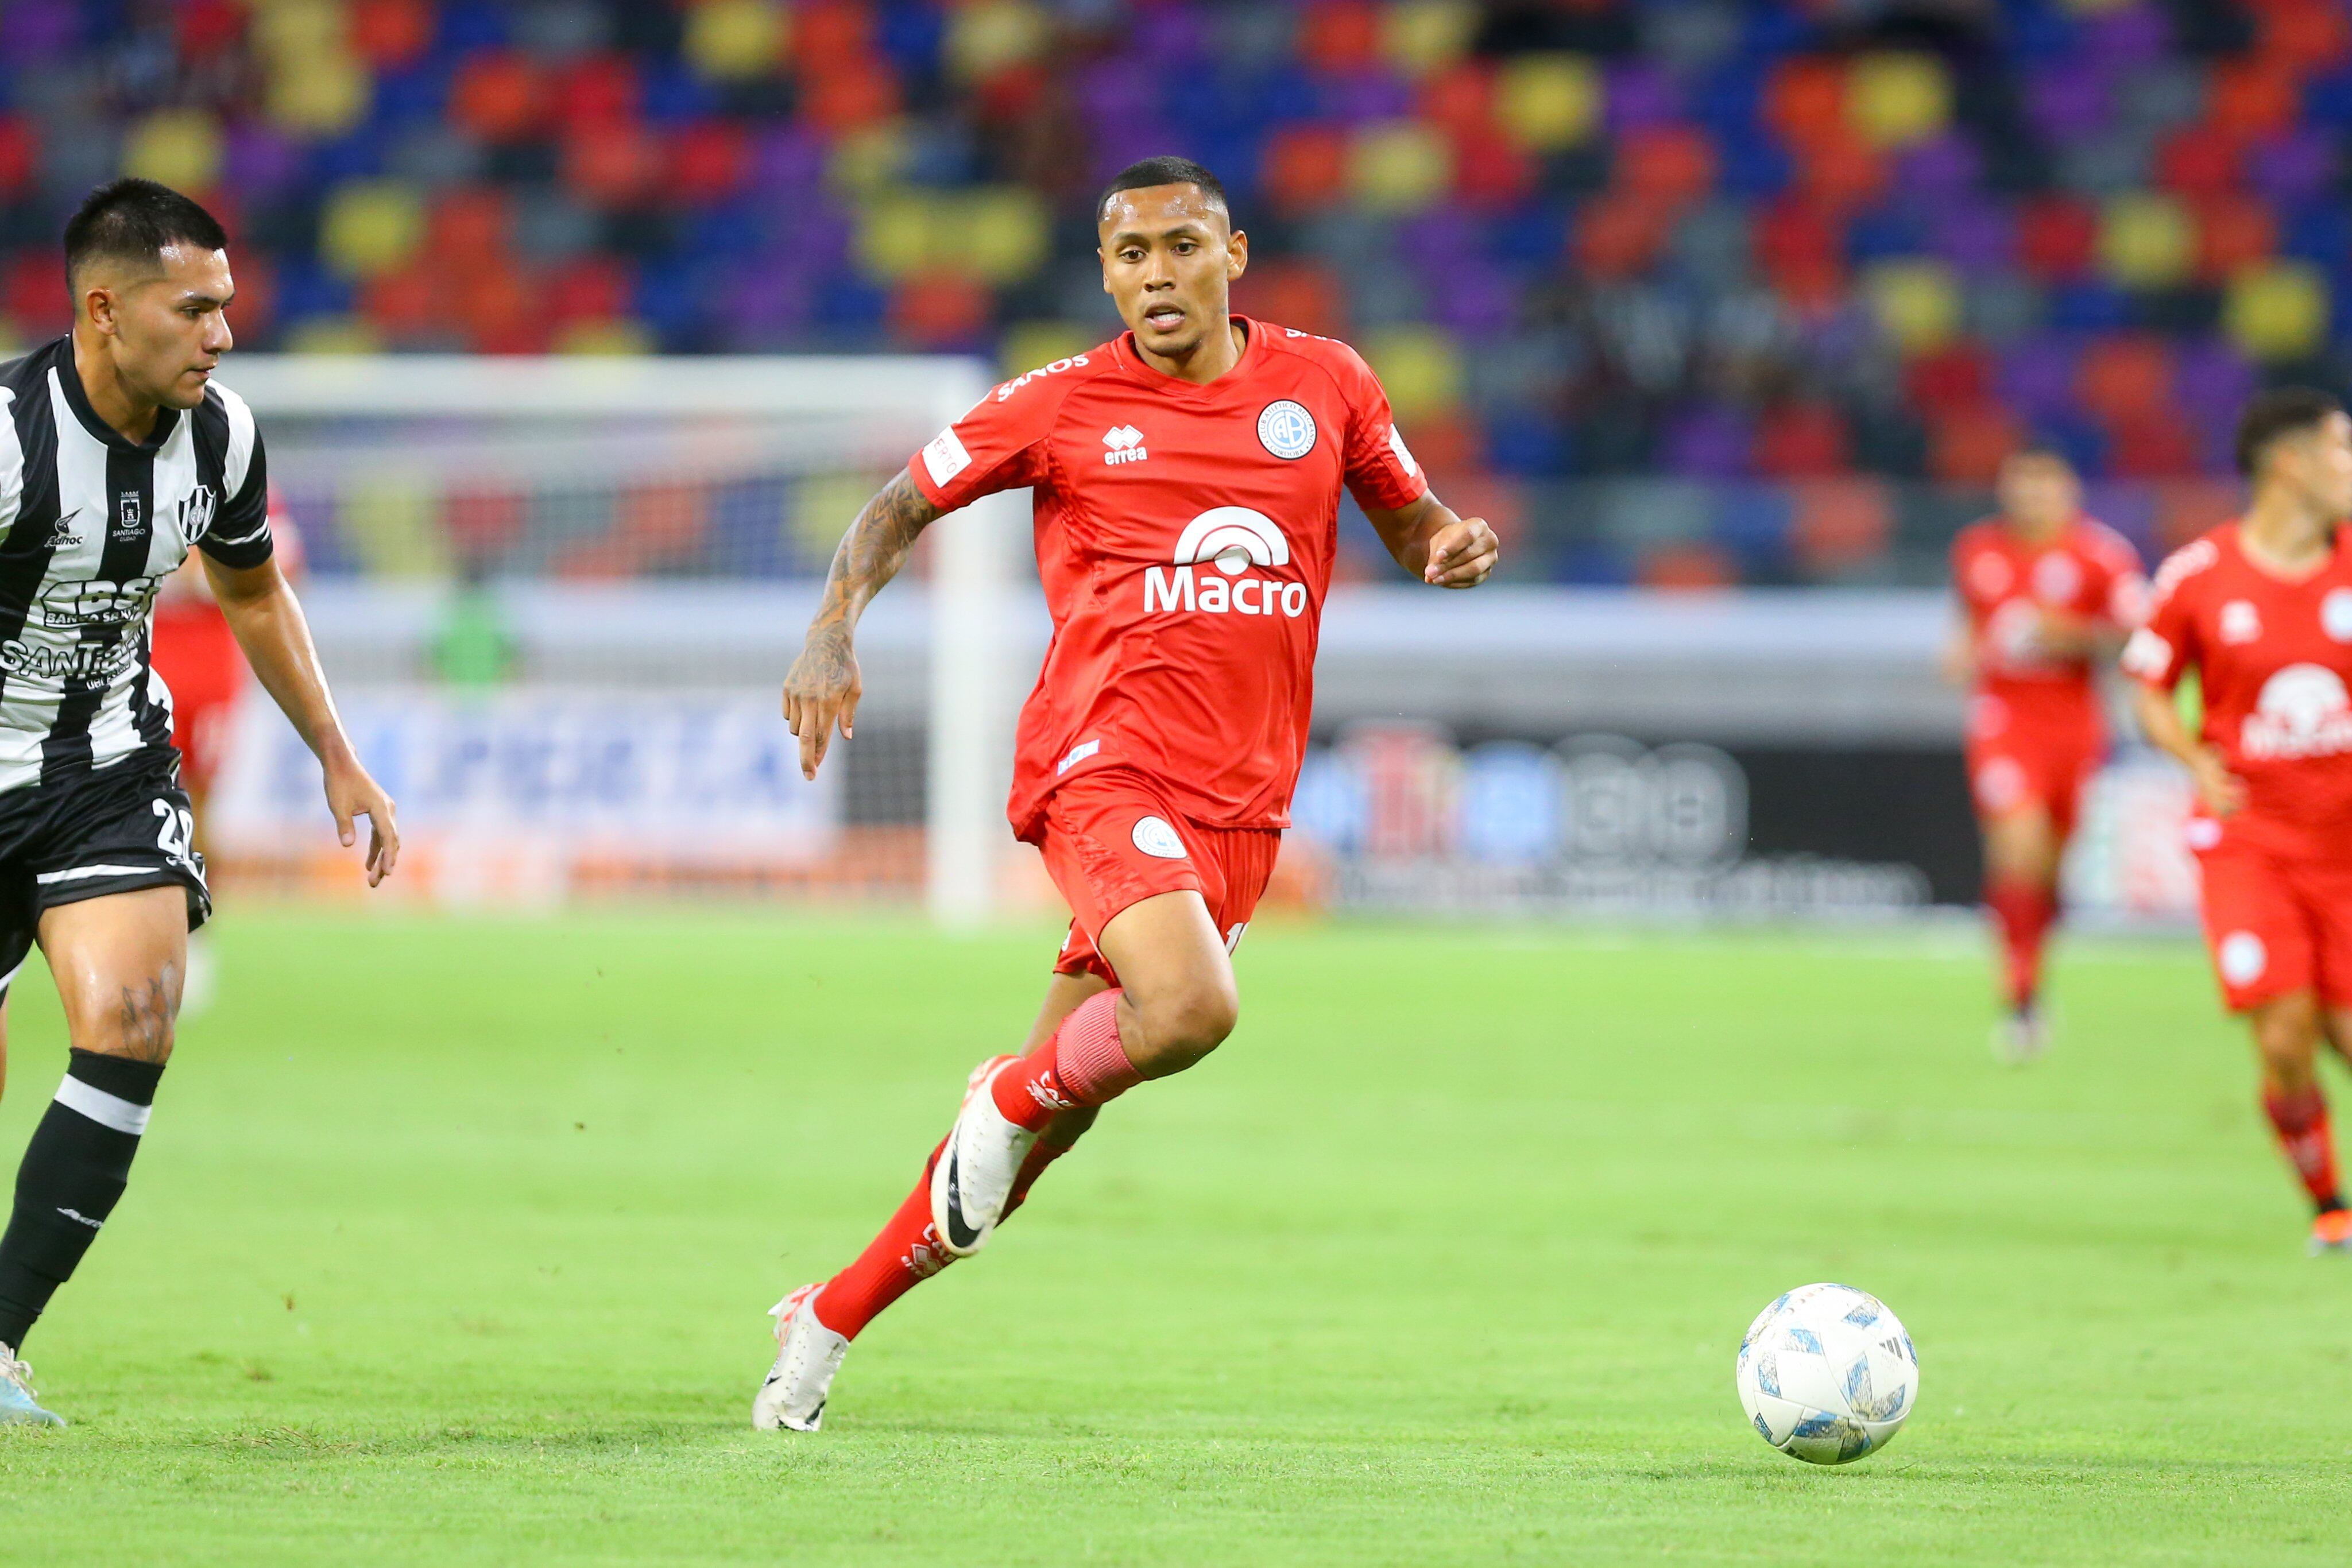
[
  {"x1": 2252, "y1": 994, "x2": 2320, "y2": 1082},
  {"x1": 1135, "y1": 975, "x2": 1238, "y2": 1071},
  {"x1": 64, "y1": 971, "x2": 179, "y2": 1064}
]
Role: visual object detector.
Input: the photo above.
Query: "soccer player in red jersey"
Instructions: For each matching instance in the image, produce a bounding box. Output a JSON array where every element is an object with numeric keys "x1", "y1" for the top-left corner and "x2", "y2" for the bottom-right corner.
[
  {"x1": 2123, "y1": 389, "x2": 2352, "y2": 1253},
  {"x1": 752, "y1": 157, "x2": 1499, "y2": 1430},
  {"x1": 1945, "y1": 447, "x2": 2146, "y2": 1062}
]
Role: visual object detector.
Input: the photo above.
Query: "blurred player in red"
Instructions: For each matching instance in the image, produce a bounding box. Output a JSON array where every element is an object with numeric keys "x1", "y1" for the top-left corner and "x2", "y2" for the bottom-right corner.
[
  {"x1": 148, "y1": 487, "x2": 298, "y2": 1013},
  {"x1": 753, "y1": 157, "x2": 1499, "y2": 1430},
  {"x1": 2124, "y1": 389, "x2": 2352, "y2": 1253},
  {"x1": 1945, "y1": 447, "x2": 2146, "y2": 1062}
]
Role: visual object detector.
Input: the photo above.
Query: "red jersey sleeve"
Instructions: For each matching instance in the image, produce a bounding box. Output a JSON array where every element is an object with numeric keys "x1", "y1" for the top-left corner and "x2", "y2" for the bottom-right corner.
[
  {"x1": 2083, "y1": 524, "x2": 2149, "y2": 628},
  {"x1": 1324, "y1": 343, "x2": 1428, "y2": 513},
  {"x1": 2122, "y1": 539, "x2": 2211, "y2": 690},
  {"x1": 904, "y1": 370, "x2": 1062, "y2": 512}
]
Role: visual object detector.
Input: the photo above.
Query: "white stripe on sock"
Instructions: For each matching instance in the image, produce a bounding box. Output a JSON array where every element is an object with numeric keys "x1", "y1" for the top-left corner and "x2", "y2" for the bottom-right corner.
[{"x1": 53, "y1": 1074, "x2": 150, "y2": 1136}]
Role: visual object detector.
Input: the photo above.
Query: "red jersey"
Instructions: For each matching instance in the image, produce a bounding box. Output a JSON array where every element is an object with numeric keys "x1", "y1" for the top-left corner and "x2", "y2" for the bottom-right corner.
[
  {"x1": 906, "y1": 318, "x2": 1426, "y2": 836},
  {"x1": 1952, "y1": 516, "x2": 2145, "y2": 740},
  {"x1": 2123, "y1": 522, "x2": 2352, "y2": 862}
]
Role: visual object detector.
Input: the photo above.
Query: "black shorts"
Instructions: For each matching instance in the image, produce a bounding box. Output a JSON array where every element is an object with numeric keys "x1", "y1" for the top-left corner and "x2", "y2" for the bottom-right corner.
[{"x1": 0, "y1": 757, "x2": 209, "y2": 1001}]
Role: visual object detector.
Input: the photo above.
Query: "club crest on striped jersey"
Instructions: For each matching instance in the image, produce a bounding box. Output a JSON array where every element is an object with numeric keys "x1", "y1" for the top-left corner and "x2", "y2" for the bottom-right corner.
[{"x1": 1256, "y1": 400, "x2": 1316, "y2": 460}]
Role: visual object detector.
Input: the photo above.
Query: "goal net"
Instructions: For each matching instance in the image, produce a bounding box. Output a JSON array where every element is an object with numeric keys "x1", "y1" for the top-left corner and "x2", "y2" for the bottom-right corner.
[{"x1": 208, "y1": 354, "x2": 1030, "y2": 923}]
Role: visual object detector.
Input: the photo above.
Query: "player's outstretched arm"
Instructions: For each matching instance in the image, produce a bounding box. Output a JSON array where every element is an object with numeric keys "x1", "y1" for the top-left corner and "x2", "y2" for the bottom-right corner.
[
  {"x1": 783, "y1": 469, "x2": 945, "y2": 780},
  {"x1": 2127, "y1": 679, "x2": 2244, "y2": 816},
  {"x1": 1363, "y1": 493, "x2": 1498, "y2": 588},
  {"x1": 203, "y1": 555, "x2": 401, "y2": 886}
]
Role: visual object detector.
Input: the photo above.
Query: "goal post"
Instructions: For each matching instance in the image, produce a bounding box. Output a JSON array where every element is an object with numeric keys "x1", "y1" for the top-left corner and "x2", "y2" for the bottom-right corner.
[{"x1": 222, "y1": 353, "x2": 1023, "y2": 923}]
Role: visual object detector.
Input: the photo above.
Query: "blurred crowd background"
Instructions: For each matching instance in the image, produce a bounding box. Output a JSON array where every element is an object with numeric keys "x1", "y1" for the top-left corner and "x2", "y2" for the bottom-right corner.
[{"x1": 2, "y1": 0, "x2": 2347, "y2": 589}]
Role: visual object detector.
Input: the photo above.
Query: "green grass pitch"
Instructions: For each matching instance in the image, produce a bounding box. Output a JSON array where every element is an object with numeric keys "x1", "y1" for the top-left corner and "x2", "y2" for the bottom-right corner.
[{"x1": 1, "y1": 908, "x2": 2349, "y2": 1564}]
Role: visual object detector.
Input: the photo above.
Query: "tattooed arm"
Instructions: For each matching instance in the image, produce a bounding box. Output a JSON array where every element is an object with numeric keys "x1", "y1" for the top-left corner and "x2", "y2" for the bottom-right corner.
[{"x1": 783, "y1": 468, "x2": 946, "y2": 779}]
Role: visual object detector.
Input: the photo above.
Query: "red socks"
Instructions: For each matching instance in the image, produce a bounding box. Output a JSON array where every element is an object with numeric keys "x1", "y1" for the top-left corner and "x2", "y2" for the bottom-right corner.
[
  {"x1": 1985, "y1": 876, "x2": 2055, "y2": 1011},
  {"x1": 990, "y1": 989, "x2": 1141, "y2": 1132},
  {"x1": 813, "y1": 1132, "x2": 1082, "y2": 1341},
  {"x1": 810, "y1": 990, "x2": 1142, "y2": 1342},
  {"x1": 2262, "y1": 1087, "x2": 2345, "y2": 1213}
]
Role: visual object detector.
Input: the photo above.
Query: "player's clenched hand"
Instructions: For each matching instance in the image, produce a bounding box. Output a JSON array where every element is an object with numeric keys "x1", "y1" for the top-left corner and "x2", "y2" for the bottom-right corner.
[
  {"x1": 1423, "y1": 516, "x2": 1499, "y2": 588},
  {"x1": 783, "y1": 627, "x2": 861, "y2": 780},
  {"x1": 324, "y1": 755, "x2": 400, "y2": 886},
  {"x1": 2189, "y1": 748, "x2": 2247, "y2": 817}
]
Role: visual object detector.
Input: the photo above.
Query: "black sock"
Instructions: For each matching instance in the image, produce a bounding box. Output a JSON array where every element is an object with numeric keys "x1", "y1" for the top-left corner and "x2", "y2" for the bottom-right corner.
[{"x1": 0, "y1": 1050, "x2": 164, "y2": 1349}]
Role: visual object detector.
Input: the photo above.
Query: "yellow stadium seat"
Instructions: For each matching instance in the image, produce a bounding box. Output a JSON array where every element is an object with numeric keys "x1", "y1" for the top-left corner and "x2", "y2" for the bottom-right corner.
[
  {"x1": 685, "y1": 0, "x2": 787, "y2": 82},
  {"x1": 1000, "y1": 322, "x2": 1104, "y2": 378},
  {"x1": 828, "y1": 124, "x2": 914, "y2": 196},
  {"x1": 283, "y1": 316, "x2": 382, "y2": 356},
  {"x1": 249, "y1": 0, "x2": 344, "y2": 60},
  {"x1": 1847, "y1": 54, "x2": 1950, "y2": 148},
  {"x1": 1495, "y1": 55, "x2": 1601, "y2": 153},
  {"x1": 946, "y1": 1, "x2": 1050, "y2": 83},
  {"x1": 320, "y1": 181, "x2": 427, "y2": 281},
  {"x1": 339, "y1": 478, "x2": 450, "y2": 579},
  {"x1": 555, "y1": 320, "x2": 656, "y2": 356},
  {"x1": 268, "y1": 47, "x2": 371, "y2": 135},
  {"x1": 1383, "y1": 1, "x2": 1479, "y2": 79},
  {"x1": 1349, "y1": 123, "x2": 1452, "y2": 214},
  {"x1": 1864, "y1": 259, "x2": 1962, "y2": 355},
  {"x1": 122, "y1": 110, "x2": 223, "y2": 192},
  {"x1": 1363, "y1": 327, "x2": 1464, "y2": 422},
  {"x1": 961, "y1": 187, "x2": 1051, "y2": 285},
  {"x1": 794, "y1": 472, "x2": 893, "y2": 563},
  {"x1": 2098, "y1": 193, "x2": 2194, "y2": 290},
  {"x1": 854, "y1": 192, "x2": 933, "y2": 281},
  {"x1": 2225, "y1": 261, "x2": 2330, "y2": 362}
]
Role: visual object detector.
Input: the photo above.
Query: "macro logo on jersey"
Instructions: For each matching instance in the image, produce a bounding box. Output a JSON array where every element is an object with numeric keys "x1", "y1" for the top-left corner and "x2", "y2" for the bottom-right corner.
[
  {"x1": 1142, "y1": 508, "x2": 1309, "y2": 619},
  {"x1": 2241, "y1": 664, "x2": 2352, "y2": 760},
  {"x1": 1256, "y1": 400, "x2": 1317, "y2": 460},
  {"x1": 1102, "y1": 425, "x2": 1147, "y2": 465}
]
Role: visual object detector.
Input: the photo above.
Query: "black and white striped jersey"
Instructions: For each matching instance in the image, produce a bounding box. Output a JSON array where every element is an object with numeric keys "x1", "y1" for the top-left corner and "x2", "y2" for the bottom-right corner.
[{"x1": 0, "y1": 337, "x2": 273, "y2": 795}]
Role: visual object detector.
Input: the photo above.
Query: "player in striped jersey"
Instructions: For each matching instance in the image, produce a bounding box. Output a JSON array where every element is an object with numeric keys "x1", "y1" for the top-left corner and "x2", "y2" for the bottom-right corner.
[{"x1": 0, "y1": 180, "x2": 399, "y2": 1426}]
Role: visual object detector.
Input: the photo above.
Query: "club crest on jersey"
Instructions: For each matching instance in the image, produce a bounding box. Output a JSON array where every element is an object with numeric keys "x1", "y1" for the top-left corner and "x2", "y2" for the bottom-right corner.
[
  {"x1": 2324, "y1": 587, "x2": 2352, "y2": 642},
  {"x1": 176, "y1": 482, "x2": 218, "y2": 542},
  {"x1": 1256, "y1": 400, "x2": 1317, "y2": 460},
  {"x1": 2032, "y1": 552, "x2": 2080, "y2": 603},
  {"x1": 113, "y1": 491, "x2": 142, "y2": 541},
  {"x1": 2220, "y1": 599, "x2": 2262, "y2": 645},
  {"x1": 1142, "y1": 508, "x2": 1308, "y2": 619},
  {"x1": 1131, "y1": 815, "x2": 1187, "y2": 859},
  {"x1": 1102, "y1": 424, "x2": 1147, "y2": 465}
]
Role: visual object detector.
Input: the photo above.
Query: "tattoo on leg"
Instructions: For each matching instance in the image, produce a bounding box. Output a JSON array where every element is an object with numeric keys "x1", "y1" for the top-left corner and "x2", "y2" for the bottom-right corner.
[{"x1": 114, "y1": 969, "x2": 176, "y2": 1062}]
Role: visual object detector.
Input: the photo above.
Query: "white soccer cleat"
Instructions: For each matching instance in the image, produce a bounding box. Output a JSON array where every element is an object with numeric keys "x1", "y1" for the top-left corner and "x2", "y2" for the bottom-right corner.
[
  {"x1": 1991, "y1": 1006, "x2": 2047, "y2": 1066},
  {"x1": 752, "y1": 1284, "x2": 848, "y2": 1432},
  {"x1": 930, "y1": 1054, "x2": 1039, "y2": 1258},
  {"x1": 0, "y1": 1344, "x2": 63, "y2": 1428}
]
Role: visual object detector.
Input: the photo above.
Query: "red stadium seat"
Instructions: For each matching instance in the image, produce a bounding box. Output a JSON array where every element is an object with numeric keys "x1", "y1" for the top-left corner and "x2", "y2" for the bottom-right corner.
[
  {"x1": 428, "y1": 188, "x2": 513, "y2": 269},
  {"x1": 669, "y1": 121, "x2": 752, "y2": 207},
  {"x1": 2208, "y1": 61, "x2": 2301, "y2": 141},
  {"x1": 1300, "y1": 1, "x2": 1382, "y2": 76},
  {"x1": 1763, "y1": 57, "x2": 1847, "y2": 149},
  {"x1": 2155, "y1": 129, "x2": 2242, "y2": 200},
  {"x1": 350, "y1": 0, "x2": 434, "y2": 69},
  {"x1": 2105, "y1": 411, "x2": 2199, "y2": 478},
  {"x1": 1638, "y1": 541, "x2": 1736, "y2": 592},
  {"x1": 889, "y1": 270, "x2": 994, "y2": 349},
  {"x1": 2195, "y1": 193, "x2": 2278, "y2": 282},
  {"x1": 2015, "y1": 195, "x2": 2098, "y2": 282},
  {"x1": 1615, "y1": 123, "x2": 1717, "y2": 211},
  {"x1": 1575, "y1": 193, "x2": 1673, "y2": 281},
  {"x1": 1232, "y1": 260, "x2": 1349, "y2": 339},
  {"x1": 451, "y1": 52, "x2": 547, "y2": 145},
  {"x1": 1418, "y1": 62, "x2": 1495, "y2": 142},
  {"x1": 0, "y1": 117, "x2": 40, "y2": 201},
  {"x1": 1789, "y1": 478, "x2": 1891, "y2": 574},
  {"x1": 1902, "y1": 343, "x2": 1992, "y2": 417},
  {"x1": 1263, "y1": 126, "x2": 1351, "y2": 215},
  {"x1": 554, "y1": 55, "x2": 641, "y2": 134},
  {"x1": 2074, "y1": 334, "x2": 2176, "y2": 427},
  {"x1": 1755, "y1": 401, "x2": 1852, "y2": 479},
  {"x1": 1927, "y1": 402, "x2": 2021, "y2": 485}
]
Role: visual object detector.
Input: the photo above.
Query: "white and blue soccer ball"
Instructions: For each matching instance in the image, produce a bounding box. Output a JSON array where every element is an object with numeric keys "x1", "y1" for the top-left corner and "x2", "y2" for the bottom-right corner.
[{"x1": 1735, "y1": 1283, "x2": 1918, "y2": 1465}]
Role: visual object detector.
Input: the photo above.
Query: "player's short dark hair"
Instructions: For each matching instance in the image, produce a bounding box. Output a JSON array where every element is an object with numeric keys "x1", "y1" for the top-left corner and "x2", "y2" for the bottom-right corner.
[
  {"x1": 2235, "y1": 386, "x2": 2344, "y2": 478},
  {"x1": 64, "y1": 178, "x2": 229, "y2": 289},
  {"x1": 1097, "y1": 157, "x2": 1229, "y2": 225}
]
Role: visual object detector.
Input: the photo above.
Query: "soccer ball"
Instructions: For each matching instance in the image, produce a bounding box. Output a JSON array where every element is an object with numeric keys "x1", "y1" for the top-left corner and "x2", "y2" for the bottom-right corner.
[{"x1": 1735, "y1": 1283, "x2": 1918, "y2": 1465}]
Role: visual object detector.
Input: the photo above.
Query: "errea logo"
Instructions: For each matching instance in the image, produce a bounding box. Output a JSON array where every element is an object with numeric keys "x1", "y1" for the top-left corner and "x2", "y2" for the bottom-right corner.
[
  {"x1": 1102, "y1": 425, "x2": 1147, "y2": 465},
  {"x1": 1143, "y1": 508, "x2": 1308, "y2": 618}
]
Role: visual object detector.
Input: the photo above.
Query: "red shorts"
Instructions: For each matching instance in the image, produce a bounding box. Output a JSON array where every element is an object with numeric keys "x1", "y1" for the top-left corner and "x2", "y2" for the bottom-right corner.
[
  {"x1": 1025, "y1": 768, "x2": 1282, "y2": 985},
  {"x1": 150, "y1": 602, "x2": 246, "y2": 796},
  {"x1": 1964, "y1": 697, "x2": 2100, "y2": 836},
  {"x1": 2196, "y1": 841, "x2": 2352, "y2": 1011}
]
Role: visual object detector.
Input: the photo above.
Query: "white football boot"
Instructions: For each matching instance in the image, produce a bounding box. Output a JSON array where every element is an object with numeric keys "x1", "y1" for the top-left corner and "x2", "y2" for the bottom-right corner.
[
  {"x1": 1991, "y1": 1005, "x2": 2047, "y2": 1066},
  {"x1": 0, "y1": 1344, "x2": 63, "y2": 1428},
  {"x1": 930, "y1": 1054, "x2": 1038, "y2": 1258},
  {"x1": 752, "y1": 1284, "x2": 848, "y2": 1432}
]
